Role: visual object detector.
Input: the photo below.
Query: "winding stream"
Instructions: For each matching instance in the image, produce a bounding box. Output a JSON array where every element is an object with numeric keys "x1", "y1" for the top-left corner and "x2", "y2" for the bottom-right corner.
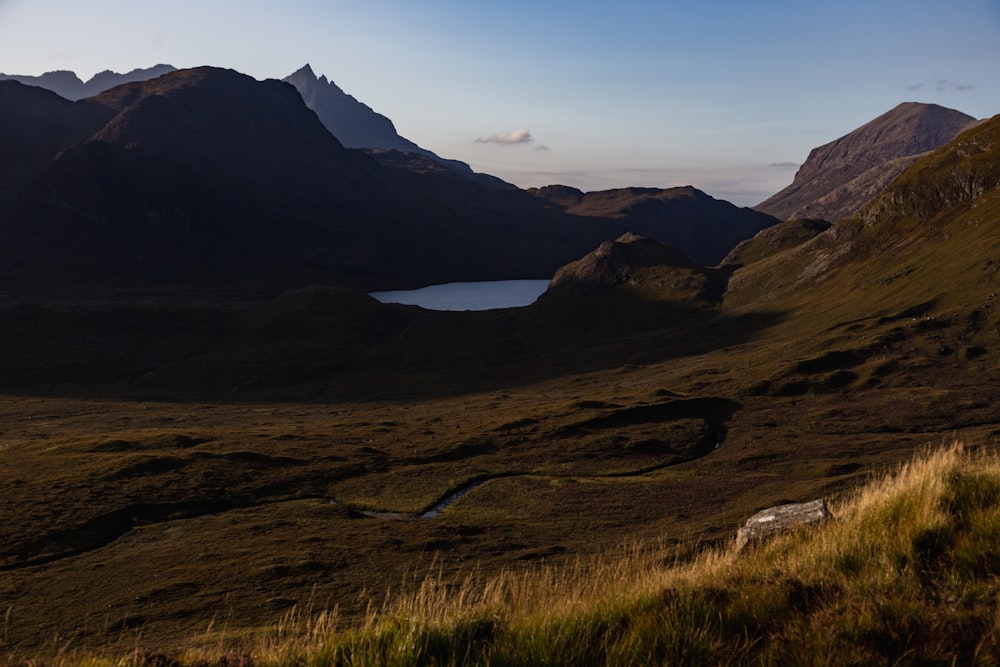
[
  {"x1": 420, "y1": 480, "x2": 491, "y2": 519},
  {"x1": 346, "y1": 427, "x2": 728, "y2": 520}
]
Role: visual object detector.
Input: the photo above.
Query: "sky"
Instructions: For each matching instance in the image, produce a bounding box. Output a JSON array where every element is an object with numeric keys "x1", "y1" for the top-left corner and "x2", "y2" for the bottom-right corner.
[{"x1": 1, "y1": 0, "x2": 998, "y2": 206}]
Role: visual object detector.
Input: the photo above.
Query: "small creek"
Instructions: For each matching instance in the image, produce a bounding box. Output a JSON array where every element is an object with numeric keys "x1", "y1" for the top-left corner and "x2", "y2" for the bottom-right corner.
[
  {"x1": 420, "y1": 479, "x2": 491, "y2": 518},
  {"x1": 342, "y1": 427, "x2": 727, "y2": 520}
]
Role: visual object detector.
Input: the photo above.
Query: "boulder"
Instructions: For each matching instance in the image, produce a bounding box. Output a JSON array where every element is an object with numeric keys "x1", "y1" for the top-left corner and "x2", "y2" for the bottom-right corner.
[{"x1": 735, "y1": 499, "x2": 832, "y2": 551}]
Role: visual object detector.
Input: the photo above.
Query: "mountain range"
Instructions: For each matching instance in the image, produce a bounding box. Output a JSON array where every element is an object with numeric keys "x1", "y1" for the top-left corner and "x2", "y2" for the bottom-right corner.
[
  {"x1": 0, "y1": 64, "x2": 177, "y2": 101},
  {"x1": 0, "y1": 65, "x2": 777, "y2": 289},
  {"x1": 0, "y1": 62, "x2": 988, "y2": 292}
]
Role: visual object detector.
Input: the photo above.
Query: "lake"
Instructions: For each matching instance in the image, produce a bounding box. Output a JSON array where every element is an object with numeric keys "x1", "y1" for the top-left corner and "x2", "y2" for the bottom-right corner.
[{"x1": 370, "y1": 279, "x2": 550, "y2": 311}]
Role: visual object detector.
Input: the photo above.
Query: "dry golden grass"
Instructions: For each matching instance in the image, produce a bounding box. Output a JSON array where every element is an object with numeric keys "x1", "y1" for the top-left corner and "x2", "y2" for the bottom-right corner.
[{"x1": 33, "y1": 441, "x2": 989, "y2": 666}]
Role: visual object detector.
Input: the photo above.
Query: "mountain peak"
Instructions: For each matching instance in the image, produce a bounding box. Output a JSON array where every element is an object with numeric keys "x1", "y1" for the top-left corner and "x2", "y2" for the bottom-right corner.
[
  {"x1": 281, "y1": 65, "x2": 510, "y2": 188},
  {"x1": 290, "y1": 63, "x2": 317, "y2": 81},
  {"x1": 755, "y1": 102, "x2": 978, "y2": 222}
]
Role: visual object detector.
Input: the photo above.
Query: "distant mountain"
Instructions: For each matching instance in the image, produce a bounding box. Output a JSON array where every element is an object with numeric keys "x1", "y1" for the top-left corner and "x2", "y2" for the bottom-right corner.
[
  {"x1": 756, "y1": 102, "x2": 978, "y2": 222},
  {"x1": 0, "y1": 64, "x2": 176, "y2": 100},
  {"x1": 530, "y1": 185, "x2": 778, "y2": 266},
  {"x1": 284, "y1": 64, "x2": 510, "y2": 188}
]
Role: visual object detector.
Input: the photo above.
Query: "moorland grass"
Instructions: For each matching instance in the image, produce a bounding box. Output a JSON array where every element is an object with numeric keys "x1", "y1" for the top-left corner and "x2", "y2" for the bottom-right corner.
[{"x1": 23, "y1": 441, "x2": 1000, "y2": 666}]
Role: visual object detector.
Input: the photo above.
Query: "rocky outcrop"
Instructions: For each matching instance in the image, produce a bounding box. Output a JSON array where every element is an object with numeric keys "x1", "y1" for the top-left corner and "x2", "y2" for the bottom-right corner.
[
  {"x1": 735, "y1": 499, "x2": 833, "y2": 551},
  {"x1": 549, "y1": 232, "x2": 700, "y2": 293},
  {"x1": 756, "y1": 103, "x2": 978, "y2": 222},
  {"x1": 283, "y1": 64, "x2": 412, "y2": 153}
]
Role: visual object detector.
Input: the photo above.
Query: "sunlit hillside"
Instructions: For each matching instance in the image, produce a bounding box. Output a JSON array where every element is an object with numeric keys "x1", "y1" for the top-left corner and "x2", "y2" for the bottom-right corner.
[{"x1": 28, "y1": 442, "x2": 1000, "y2": 666}]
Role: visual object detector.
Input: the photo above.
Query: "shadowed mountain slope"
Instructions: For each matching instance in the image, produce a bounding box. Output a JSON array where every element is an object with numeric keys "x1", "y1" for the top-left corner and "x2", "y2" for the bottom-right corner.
[
  {"x1": 531, "y1": 185, "x2": 778, "y2": 266},
  {"x1": 756, "y1": 102, "x2": 978, "y2": 222},
  {"x1": 0, "y1": 82, "x2": 113, "y2": 191},
  {"x1": 0, "y1": 67, "x2": 612, "y2": 288}
]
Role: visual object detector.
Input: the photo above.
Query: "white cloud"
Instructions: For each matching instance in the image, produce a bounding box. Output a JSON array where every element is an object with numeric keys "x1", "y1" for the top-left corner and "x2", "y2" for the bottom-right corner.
[
  {"x1": 907, "y1": 80, "x2": 974, "y2": 93},
  {"x1": 475, "y1": 129, "x2": 533, "y2": 145}
]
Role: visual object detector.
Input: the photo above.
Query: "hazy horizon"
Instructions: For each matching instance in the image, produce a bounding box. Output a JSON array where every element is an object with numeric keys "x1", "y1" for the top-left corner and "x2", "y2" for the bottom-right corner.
[{"x1": 1, "y1": 0, "x2": 997, "y2": 206}]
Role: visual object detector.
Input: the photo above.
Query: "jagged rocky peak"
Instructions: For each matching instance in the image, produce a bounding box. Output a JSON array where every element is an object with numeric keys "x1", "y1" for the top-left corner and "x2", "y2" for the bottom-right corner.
[
  {"x1": 283, "y1": 64, "x2": 511, "y2": 187},
  {"x1": 288, "y1": 63, "x2": 328, "y2": 86},
  {"x1": 283, "y1": 63, "x2": 409, "y2": 150}
]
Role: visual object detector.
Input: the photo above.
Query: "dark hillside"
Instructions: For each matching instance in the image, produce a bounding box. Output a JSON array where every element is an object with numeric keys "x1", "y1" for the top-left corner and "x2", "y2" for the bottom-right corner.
[
  {"x1": 531, "y1": 185, "x2": 778, "y2": 266},
  {"x1": 0, "y1": 68, "x2": 596, "y2": 288},
  {"x1": 0, "y1": 82, "x2": 112, "y2": 190}
]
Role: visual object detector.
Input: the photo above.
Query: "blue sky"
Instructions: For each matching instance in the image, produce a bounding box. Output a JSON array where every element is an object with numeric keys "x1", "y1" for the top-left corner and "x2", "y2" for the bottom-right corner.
[{"x1": 1, "y1": 0, "x2": 997, "y2": 205}]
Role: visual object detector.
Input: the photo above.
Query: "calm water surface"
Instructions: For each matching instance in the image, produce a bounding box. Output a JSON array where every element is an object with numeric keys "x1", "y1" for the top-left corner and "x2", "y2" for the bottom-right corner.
[{"x1": 370, "y1": 280, "x2": 550, "y2": 311}]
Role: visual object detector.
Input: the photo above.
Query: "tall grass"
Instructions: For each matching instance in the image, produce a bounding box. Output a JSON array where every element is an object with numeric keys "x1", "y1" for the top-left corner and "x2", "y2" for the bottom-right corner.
[{"x1": 17, "y1": 442, "x2": 1000, "y2": 666}]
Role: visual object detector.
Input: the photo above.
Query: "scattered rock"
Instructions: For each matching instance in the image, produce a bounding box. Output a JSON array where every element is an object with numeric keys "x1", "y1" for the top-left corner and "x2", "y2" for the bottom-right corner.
[{"x1": 735, "y1": 499, "x2": 833, "y2": 551}]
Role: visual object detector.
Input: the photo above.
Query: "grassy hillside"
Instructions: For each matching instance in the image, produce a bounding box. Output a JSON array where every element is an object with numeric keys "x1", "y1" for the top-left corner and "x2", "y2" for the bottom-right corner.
[{"x1": 21, "y1": 442, "x2": 1000, "y2": 666}]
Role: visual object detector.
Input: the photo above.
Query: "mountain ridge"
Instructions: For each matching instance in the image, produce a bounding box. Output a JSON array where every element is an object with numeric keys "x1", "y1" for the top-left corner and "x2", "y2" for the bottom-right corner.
[
  {"x1": 0, "y1": 64, "x2": 177, "y2": 100},
  {"x1": 1, "y1": 62, "x2": 510, "y2": 189},
  {"x1": 531, "y1": 185, "x2": 778, "y2": 266}
]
